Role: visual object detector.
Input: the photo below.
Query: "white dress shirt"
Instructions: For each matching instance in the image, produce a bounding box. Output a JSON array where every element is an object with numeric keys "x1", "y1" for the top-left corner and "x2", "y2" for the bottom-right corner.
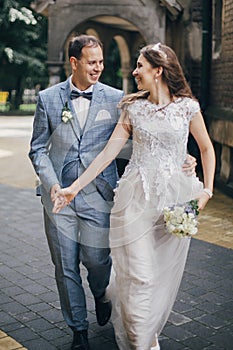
[{"x1": 70, "y1": 77, "x2": 93, "y2": 129}]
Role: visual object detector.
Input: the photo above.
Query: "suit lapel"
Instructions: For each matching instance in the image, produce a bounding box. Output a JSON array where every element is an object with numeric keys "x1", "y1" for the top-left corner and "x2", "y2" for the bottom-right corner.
[
  {"x1": 59, "y1": 79, "x2": 82, "y2": 139},
  {"x1": 82, "y1": 82, "x2": 104, "y2": 134}
]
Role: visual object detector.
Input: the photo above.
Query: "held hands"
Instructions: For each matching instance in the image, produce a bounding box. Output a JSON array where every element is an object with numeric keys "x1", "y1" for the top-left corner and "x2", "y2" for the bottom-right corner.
[
  {"x1": 52, "y1": 186, "x2": 77, "y2": 214},
  {"x1": 182, "y1": 154, "x2": 197, "y2": 176},
  {"x1": 50, "y1": 183, "x2": 61, "y2": 202}
]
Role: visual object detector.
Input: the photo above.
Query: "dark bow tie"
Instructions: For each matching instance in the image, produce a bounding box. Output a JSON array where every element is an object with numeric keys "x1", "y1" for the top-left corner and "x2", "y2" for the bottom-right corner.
[{"x1": 70, "y1": 90, "x2": 92, "y2": 101}]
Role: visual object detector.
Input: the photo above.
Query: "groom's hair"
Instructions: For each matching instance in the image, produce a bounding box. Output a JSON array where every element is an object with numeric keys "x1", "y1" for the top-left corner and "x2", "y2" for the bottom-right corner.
[{"x1": 68, "y1": 34, "x2": 103, "y2": 60}]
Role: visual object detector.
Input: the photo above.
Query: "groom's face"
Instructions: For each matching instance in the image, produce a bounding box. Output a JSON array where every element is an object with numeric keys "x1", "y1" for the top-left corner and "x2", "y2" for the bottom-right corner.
[{"x1": 70, "y1": 45, "x2": 104, "y2": 90}]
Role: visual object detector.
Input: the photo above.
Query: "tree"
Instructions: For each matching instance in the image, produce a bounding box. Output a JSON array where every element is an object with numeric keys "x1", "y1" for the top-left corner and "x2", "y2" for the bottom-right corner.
[
  {"x1": 101, "y1": 39, "x2": 122, "y2": 89},
  {"x1": 0, "y1": 0, "x2": 48, "y2": 109}
]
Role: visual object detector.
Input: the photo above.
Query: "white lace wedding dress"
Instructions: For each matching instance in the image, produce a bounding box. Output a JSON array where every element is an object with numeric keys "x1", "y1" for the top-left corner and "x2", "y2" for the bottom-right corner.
[{"x1": 108, "y1": 97, "x2": 203, "y2": 350}]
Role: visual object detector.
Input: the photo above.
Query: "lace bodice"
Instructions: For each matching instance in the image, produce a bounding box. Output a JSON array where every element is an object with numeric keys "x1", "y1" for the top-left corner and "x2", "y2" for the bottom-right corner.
[{"x1": 121, "y1": 97, "x2": 200, "y2": 200}]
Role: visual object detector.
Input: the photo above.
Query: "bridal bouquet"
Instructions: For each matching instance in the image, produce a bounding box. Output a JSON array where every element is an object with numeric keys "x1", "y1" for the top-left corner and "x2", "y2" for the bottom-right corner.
[{"x1": 163, "y1": 200, "x2": 199, "y2": 238}]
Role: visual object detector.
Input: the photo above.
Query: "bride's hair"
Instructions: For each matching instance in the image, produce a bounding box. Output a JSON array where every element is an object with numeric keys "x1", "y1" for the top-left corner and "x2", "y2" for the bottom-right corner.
[{"x1": 119, "y1": 43, "x2": 194, "y2": 107}]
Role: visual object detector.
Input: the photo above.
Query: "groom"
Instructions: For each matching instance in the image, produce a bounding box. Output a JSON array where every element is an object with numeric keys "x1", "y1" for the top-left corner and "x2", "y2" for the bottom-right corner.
[{"x1": 29, "y1": 35, "x2": 124, "y2": 350}]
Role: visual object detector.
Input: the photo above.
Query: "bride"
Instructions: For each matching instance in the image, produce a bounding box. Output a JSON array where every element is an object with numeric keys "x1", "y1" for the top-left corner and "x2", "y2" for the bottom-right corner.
[{"x1": 53, "y1": 43, "x2": 215, "y2": 350}]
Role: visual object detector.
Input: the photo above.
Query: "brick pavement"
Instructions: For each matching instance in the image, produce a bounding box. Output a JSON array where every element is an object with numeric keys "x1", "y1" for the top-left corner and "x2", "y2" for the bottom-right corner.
[
  {"x1": 0, "y1": 184, "x2": 233, "y2": 350},
  {"x1": 198, "y1": 191, "x2": 233, "y2": 250},
  {"x1": 0, "y1": 116, "x2": 233, "y2": 349}
]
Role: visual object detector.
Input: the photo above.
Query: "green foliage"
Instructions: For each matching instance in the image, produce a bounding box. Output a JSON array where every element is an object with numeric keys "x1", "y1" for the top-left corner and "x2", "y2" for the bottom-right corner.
[
  {"x1": 101, "y1": 39, "x2": 122, "y2": 89},
  {"x1": 0, "y1": 0, "x2": 48, "y2": 109}
]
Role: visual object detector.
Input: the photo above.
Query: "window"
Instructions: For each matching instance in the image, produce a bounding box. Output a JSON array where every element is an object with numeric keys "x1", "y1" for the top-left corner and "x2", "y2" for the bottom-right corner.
[{"x1": 212, "y1": 0, "x2": 223, "y2": 58}]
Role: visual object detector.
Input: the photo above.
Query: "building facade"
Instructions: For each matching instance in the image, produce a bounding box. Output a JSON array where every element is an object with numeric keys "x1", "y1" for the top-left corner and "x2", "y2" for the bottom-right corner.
[
  {"x1": 31, "y1": 0, "x2": 233, "y2": 197},
  {"x1": 207, "y1": 0, "x2": 233, "y2": 197}
]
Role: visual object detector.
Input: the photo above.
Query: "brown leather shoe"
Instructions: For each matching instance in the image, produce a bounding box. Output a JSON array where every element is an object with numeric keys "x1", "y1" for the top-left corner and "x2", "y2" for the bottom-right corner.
[
  {"x1": 95, "y1": 294, "x2": 112, "y2": 326},
  {"x1": 71, "y1": 330, "x2": 89, "y2": 350}
]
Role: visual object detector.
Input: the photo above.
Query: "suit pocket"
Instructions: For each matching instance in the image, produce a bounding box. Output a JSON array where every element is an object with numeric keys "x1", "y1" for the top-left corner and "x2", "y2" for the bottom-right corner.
[
  {"x1": 96, "y1": 177, "x2": 115, "y2": 202},
  {"x1": 102, "y1": 162, "x2": 119, "y2": 188},
  {"x1": 61, "y1": 159, "x2": 79, "y2": 187},
  {"x1": 95, "y1": 109, "x2": 112, "y2": 122}
]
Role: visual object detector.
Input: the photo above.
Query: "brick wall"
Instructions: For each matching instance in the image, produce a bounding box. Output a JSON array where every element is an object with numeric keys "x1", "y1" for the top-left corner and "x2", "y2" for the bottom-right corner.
[
  {"x1": 185, "y1": 0, "x2": 203, "y2": 99},
  {"x1": 210, "y1": 0, "x2": 233, "y2": 108},
  {"x1": 208, "y1": 0, "x2": 233, "y2": 197}
]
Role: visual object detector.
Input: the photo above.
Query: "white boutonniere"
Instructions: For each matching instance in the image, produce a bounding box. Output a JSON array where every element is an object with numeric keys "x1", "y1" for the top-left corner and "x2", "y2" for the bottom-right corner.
[
  {"x1": 61, "y1": 102, "x2": 73, "y2": 123},
  {"x1": 164, "y1": 200, "x2": 199, "y2": 238}
]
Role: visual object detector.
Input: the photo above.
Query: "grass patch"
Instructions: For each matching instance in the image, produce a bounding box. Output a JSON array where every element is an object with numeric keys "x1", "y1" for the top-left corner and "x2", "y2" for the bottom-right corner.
[
  {"x1": 20, "y1": 104, "x2": 36, "y2": 112},
  {"x1": 0, "y1": 103, "x2": 36, "y2": 116}
]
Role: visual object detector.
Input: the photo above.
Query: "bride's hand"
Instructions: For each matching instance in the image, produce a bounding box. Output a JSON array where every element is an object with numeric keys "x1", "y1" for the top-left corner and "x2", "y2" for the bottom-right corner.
[
  {"x1": 52, "y1": 187, "x2": 77, "y2": 213},
  {"x1": 182, "y1": 154, "x2": 197, "y2": 176},
  {"x1": 197, "y1": 191, "x2": 210, "y2": 211}
]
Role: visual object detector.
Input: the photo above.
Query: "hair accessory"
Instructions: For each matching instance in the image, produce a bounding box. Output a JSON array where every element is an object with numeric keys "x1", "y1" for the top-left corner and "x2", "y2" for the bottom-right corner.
[{"x1": 151, "y1": 43, "x2": 167, "y2": 59}]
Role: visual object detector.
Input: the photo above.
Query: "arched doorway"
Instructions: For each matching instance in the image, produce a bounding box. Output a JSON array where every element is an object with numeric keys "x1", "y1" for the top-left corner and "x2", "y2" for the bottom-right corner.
[
  {"x1": 44, "y1": 1, "x2": 166, "y2": 89},
  {"x1": 61, "y1": 15, "x2": 147, "y2": 93}
]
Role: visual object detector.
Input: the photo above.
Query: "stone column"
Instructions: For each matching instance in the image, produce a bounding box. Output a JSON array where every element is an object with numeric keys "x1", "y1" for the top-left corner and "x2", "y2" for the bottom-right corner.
[
  {"x1": 121, "y1": 67, "x2": 132, "y2": 94},
  {"x1": 47, "y1": 61, "x2": 64, "y2": 86},
  {"x1": 64, "y1": 61, "x2": 71, "y2": 78},
  {"x1": 220, "y1": 145, "x2": 231, "y2": 183}
]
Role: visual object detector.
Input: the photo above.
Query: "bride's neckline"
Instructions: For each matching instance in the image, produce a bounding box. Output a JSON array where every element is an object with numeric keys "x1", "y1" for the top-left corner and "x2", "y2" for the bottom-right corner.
[{"x1": 144, "y1": 96, "x2": 182, "y2": 111}]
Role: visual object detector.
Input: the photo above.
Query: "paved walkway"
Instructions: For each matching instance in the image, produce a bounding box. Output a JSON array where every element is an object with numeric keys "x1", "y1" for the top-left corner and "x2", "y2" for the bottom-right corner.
[{"x1": 0, "y1": 116, "x2": 233, "y2": 350}]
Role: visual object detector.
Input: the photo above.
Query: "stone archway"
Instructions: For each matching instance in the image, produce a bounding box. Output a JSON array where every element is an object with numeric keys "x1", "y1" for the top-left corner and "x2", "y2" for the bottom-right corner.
[
  {"x1": 114, "y1": 35, "x2": 131, "y2": 93},
  {"x1": 63, "y1": 23, "x2": 135, "y2": 93},
  {"x1": 61, "y1": 15, "x2": 147, "y2": 93},
  {"x1": 42, "y1": 0, "x2": 166, "y2": 88},
  {"x1": 86, "y1": 28, "x2": 100, "y2": 39}
]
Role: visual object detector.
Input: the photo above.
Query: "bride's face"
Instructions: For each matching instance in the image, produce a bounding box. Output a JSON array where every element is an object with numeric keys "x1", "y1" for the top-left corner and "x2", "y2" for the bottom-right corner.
[{"x1": 132, "y1": 54, "x2": 156, "y2": 91}]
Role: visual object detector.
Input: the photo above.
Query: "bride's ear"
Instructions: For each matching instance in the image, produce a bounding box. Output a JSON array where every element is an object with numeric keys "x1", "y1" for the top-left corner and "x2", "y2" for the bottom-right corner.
[{"x1": 155, "y1": 66, "x2": 163, "y2": 78}]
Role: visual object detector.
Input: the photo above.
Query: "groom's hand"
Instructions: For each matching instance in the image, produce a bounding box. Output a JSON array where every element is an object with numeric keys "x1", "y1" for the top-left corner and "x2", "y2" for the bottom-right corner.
[
  {"x1": 52, "y1": 188, "x2": 74, "y2": 213},
  {"x1": 182, "y1": 154, "x2": 197, "y2": 176},
  {"x1": 50, "y1": 183, "x2": 61, "y2": 202},
  {"x1": 52, "y1": 190, "x2": 68, "y2": 214}
]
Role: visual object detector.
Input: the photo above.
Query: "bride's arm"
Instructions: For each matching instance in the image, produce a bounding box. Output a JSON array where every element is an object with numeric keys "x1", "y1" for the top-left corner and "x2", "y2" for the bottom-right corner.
[
  {"x1": 53, "y1": 113, "x2": 131, "y2": 213},
  {"x1": 189, "y1": 111, "x2": 216, "y2": 210}
]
